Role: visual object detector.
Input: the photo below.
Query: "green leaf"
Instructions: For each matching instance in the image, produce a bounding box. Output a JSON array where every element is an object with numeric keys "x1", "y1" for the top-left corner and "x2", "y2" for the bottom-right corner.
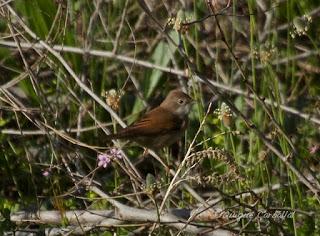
[{"x1": 0, "y1": 118, "x2": 8, "y2": 127}]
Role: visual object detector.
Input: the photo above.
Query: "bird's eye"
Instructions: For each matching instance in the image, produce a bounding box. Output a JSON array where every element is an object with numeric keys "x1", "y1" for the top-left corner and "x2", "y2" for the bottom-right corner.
[{"x1": 178, "y1": 99, "x2": 184, "y2": 104}]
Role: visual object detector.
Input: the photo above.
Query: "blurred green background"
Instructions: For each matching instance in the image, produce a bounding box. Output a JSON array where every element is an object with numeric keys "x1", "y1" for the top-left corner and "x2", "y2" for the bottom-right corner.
[{"x1": 0, "y1": 0, "x2": 319, "y2": 235}]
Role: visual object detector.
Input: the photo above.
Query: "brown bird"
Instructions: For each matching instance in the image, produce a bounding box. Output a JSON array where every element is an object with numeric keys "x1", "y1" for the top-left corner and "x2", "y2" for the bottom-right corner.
[{"x1": 107, "y1": 89, "x2": 193, "y2": 149}]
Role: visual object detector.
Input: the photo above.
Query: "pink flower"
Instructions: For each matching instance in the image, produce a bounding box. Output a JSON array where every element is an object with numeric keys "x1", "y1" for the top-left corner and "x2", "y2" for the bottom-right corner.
[
  {"x1": 309, "y1": 144, "x2": 319, "y2": 154},
  {"x1": 110, "y1": 148, "x2": 123, "y2": 159},
  {"x1": 97, "y1": 148, "x2": 122, "y2": 169},
  {"x1": 42, "y1": 170, "x2": 50, "y2": 177},
  {"x1": 97, "y1": 154, "x2": 111, "y2": 168}
]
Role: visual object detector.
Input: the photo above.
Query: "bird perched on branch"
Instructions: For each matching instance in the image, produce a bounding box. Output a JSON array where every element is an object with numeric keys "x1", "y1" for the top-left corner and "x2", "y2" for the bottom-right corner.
[{"x1": 107, "y1": 89, "x2": 193, "y2": 149}]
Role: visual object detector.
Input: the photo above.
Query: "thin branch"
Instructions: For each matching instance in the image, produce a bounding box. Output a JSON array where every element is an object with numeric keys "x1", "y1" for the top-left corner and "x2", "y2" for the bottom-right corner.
[
  {"x1": 137, "y1": 0, "x2": 320, "y2": 199},
  {"x1": 1, "y1": 39, "x2": 319, "y2": 126}
]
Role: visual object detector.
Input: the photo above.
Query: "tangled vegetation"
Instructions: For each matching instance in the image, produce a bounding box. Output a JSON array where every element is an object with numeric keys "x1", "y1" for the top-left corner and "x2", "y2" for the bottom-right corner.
[{"x1": 0, "y1": 0, "x2": 319, "y2": 235}]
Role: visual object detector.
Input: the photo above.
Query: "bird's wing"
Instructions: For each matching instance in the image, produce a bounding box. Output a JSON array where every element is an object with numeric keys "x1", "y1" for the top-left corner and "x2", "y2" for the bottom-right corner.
[{"x1": 110, "y1": 107, "x2": 183, "y2": 139}]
